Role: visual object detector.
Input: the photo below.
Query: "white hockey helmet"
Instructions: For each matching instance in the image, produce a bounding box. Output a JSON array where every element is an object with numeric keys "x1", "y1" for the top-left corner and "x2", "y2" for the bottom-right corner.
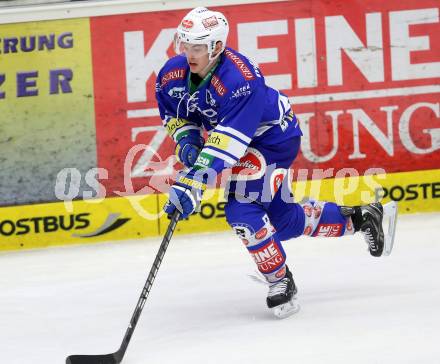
[{"x1": 174, "y1": 7, "x2": 229, "y2": 60}]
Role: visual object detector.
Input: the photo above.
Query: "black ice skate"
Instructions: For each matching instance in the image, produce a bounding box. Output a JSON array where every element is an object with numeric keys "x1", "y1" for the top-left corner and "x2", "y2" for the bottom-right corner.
[
  {"x1": 355, "y1": 203, "x2": 384, "y2": 257},
  {"x1": 267, "y1": 266, "x2": 300, "y2": 318},
  {"x1": 343, "y1": 201, "x2": 398, "y2": 257}
]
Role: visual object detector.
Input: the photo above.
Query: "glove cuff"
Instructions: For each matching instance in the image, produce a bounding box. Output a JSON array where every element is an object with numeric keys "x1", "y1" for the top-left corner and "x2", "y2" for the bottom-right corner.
[
  {"x1": 176, "y1": 175, "x2": 207, "y2": 191},
  {"x1": 176, "y1": 130, "x2": 204, "y2": 146},
  {"x1": 173, "y1": 185, "x2": 198, "y2": 208}
]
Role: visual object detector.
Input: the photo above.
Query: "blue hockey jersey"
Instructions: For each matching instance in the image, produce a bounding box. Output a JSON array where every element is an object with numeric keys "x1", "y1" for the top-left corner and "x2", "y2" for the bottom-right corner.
[{"x1": 156, "y1": 47, "x2": 302, "y2": 177}]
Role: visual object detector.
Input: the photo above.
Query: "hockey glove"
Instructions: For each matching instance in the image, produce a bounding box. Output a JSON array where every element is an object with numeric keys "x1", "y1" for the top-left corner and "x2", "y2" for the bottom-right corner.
[
  {"x1": 164, "y1": 170, "x2": 206, "y2": 220},
  {"x1": 175, "y1": 134, "x2": 204, "y2": 168}
]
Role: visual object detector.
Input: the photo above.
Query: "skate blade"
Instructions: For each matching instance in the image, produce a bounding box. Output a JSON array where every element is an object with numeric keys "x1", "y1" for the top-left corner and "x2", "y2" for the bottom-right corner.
[
  {"x1": 271, "y1": 297, "x2": 300, "y2": 319},
  {"x1": 382, "y1": 201, "x2": 398, "y2": 256}
]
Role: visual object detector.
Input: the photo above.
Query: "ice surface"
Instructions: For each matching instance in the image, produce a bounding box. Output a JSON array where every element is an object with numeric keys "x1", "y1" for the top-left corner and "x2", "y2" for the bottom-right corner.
[{"x1": 1, "y1": 212, "x2": 440, "y2": 364}]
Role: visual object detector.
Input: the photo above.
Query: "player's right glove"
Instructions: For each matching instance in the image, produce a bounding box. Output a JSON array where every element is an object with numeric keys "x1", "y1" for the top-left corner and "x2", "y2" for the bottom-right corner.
[
  {"x1": 175, "y1": 134, "x2": 204, "y2": 168},
  {"x1": 164, "y1": 169, "x2": 206, "y2": 220}
]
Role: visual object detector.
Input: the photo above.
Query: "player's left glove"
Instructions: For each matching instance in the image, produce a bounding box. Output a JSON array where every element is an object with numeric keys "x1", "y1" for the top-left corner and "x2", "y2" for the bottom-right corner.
[
  {"x1": 175, "y1": 134, "x2": 204, "y2": 168},
  {"x1": 164, "y1": 170, "x2": 206, "y2": 219}
]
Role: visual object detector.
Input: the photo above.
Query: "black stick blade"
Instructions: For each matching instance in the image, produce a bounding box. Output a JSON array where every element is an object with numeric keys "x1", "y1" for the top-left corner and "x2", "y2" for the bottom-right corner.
[{"x1": 66, "y1": 353, "x2": 119, "y2": 364}]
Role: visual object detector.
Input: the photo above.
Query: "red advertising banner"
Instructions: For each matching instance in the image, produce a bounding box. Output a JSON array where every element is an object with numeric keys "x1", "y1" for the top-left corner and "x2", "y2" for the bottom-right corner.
[{"x1": 90, "y1": 0, "x2": 440, "y2": 196}]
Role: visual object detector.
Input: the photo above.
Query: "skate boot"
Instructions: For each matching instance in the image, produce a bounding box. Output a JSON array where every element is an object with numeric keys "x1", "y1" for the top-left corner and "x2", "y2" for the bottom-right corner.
[
  {"x1": 350, "y1": 203, "x2": 385, "y2": 257},
  {"x1": 266, "y1": 266, "x2": 300, "y2": 318}
]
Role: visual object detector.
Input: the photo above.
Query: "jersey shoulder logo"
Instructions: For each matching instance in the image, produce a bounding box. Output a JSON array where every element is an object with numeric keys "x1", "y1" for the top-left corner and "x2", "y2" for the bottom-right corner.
[
  {"x1": 224, "y1": 49, "x2": 255, "y2": 81},
  {"x1": 160, "y1": 68, "x2": 186, "y2": 88}
]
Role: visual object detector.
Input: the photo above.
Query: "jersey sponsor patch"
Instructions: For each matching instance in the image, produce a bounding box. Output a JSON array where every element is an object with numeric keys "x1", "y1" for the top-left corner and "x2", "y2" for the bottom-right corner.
[
  {"x1": 251, "y1": 240, "x2": 285, "y2": 274},
  {"x1": 211, "y1": 75, "x2": 227, "y2": 96},
  {"x1": 194, "y1": 152, "x2": 214, "y2": 169},
  {"x1": 230, "y1": 148, "x2": 266, "y2": 181},
  {"x1": 231, "y1": 223, "x2": 255, "y2": 240},
  {"x1": 313, "y1": 223, "x2": 343, "y2": 237},
  {"x1": 224, "y1": 50, "x2": 255, "y2": 80},
  {"x1": 275, "y1": 265, "x2": 286, "y2": 279},
  {"x1": 270, "y1": 168, "x2": 287, "y2": 198},
  {"x1": 231, "y1": 83, "x2": 251, "y2": 99},
  {"x1": 168, "y1": 86, "x2": 186, "y2": 98},
  {"x1": 314, "y1": 205, "x2": 322, "y2": 219},
  {"x1": 165, "y1": 117, "x2": 188, "y2": 137},
  {"x1": 301, "y1": 201, "x2": 327, "y2": 237},
  {"x1": 206, "y1": 132, "x2": 230, "y2": 150},
  {"x1": 205, "y1": 131, "x2": 248, "y2": 160},
  {"x1": 303, "y1": 225, "x2": 313, "y2": 236},
  {"x1": 303, "y1": 204, "x2": 313, "y2": 217},
  {"x1": 255, "y1": 227, "x2": 267, "y2": 240},
  {"x1": 160, "y1": 68, "x2": 186, "y2": 87},
  {"x1": 231, "y1": 214, "x2": 275, "y2": 247}
]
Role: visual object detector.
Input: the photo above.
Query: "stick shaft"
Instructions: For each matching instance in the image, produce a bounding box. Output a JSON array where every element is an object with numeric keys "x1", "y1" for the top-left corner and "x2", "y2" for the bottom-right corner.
[
  {"x1": 66, "y1": 211, "x2": 181, "y2": 364},
  {"x1": 116, "y1": 210, "x2": 180, "y2": 360}
]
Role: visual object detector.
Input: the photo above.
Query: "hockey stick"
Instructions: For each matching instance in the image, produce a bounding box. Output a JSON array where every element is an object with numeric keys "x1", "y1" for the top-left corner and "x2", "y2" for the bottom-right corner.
[{"x1": 66, "y1": 210, "x2": 181, "y2": 364}]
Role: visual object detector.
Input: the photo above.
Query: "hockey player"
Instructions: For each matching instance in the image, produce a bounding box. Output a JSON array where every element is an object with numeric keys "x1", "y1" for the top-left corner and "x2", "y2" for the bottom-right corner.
[{"x1": 156, "y1": 7, "x2": 391, "y2": 318}]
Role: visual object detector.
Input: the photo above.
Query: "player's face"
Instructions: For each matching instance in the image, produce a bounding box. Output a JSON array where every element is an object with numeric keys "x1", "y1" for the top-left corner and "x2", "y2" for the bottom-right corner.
[{"x1": 179, "y1": 43, "x2": 210, "y2": 74}]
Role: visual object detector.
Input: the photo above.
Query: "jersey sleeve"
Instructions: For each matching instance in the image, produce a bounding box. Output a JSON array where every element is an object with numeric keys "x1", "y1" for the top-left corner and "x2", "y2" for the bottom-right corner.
[
  {"x1": 193, "y1": 82, "x2": 265, "y2": 174},
  {"x1": 155, "y1": 77, "x2": 202, "y2": 143}
]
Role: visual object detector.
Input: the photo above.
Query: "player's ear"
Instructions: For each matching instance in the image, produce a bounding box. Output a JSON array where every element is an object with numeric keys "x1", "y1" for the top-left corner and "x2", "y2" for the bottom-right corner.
[{"x1": 215, "y1": 41, "x2": 223, "y2": 53}]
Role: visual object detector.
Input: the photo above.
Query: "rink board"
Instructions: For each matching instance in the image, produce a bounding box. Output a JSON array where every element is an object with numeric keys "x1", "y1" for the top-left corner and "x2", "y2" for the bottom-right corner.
[
  {"x1": 1, "y1": 169, "x2": 439, "y2": 251},
  {"x1": 0, "y1": 18, "x2": 97, "y2": 206},
  {"x1": 0, "y1": 195, "x2": 158, "y2": 251},
  {"x1": 292, "y1": 168, "x2": 440, "y2": 213}
]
